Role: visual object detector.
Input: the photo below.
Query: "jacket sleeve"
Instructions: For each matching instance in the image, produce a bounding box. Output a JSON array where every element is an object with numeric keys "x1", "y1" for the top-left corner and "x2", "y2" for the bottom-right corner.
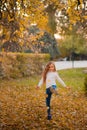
[
  {"x1": 56, "y1": 72, "x2": 66, "y2": 87},
  {"x1": 38, "y1": 77, "x2": 44, "y2": 87}
]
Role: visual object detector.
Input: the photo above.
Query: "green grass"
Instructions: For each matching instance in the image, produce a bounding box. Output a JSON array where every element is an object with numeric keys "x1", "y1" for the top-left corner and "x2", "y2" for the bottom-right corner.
[
  {"x1": 0, "y1": 68, "x2": 86, "y2": 92},
  {"x1": 0, "y1": 68, "x2": 85, "y2": 88},
  {"x1": 58, "y1": 68, "x2": 86, "y2": 91}
]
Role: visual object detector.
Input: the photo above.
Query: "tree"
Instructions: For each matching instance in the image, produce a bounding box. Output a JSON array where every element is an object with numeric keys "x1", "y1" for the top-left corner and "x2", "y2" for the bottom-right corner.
[
  {"x1": 38, "y1": 31, "x2": 60, "y2": 59},
  {"x1": 0, "y1": 0, "x2": 86, "y2": 35},
  {"x1": 0, "y1": 0, "x2": 48, "y2": 50},
  {"x1": 59, "y1": 28, "x2": 87, "y2": 59},
  {"x1": 1, "y1": 41, "x2": 22, "y2": 52},
  {"x1": 24, "y1": 26, "x2": 60, "y2": 59},
  {"x1": 0, "y1": 0, "x2": 87, "y2": 53}
]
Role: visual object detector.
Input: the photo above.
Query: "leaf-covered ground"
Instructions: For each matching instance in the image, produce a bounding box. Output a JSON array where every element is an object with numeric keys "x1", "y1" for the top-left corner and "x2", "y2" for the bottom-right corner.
[{"x1": 0, "y1": 68, "x2": 87, "y2": 130}]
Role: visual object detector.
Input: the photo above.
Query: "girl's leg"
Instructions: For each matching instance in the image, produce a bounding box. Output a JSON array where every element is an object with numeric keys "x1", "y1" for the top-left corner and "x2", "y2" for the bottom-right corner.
[{"x1": 46, "y1": 88, "x2": 52, "y2": 118}]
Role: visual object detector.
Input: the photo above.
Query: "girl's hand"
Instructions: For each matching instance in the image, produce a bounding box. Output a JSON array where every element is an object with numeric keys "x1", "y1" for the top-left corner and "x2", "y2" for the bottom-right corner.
[
  {"x1": 36, "y1": 86, "x2": 40, "y2": 89},
  {"x1": 66, "y1": 86, "x2": 71, "y2": 89}
]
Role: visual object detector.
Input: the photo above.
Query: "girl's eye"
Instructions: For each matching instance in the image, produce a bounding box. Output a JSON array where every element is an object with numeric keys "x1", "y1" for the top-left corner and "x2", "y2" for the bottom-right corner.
[{"x1": 49, "y1": 66, "x2": 54, "y2": 68}]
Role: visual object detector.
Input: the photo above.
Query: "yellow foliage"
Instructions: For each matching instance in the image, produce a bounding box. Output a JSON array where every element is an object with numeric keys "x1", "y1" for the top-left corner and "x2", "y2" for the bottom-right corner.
[
  {"x1": 69, "y1": 25, "x2": 72, "y2": 31},
  {"x1": 67, "y1": 0, "x2": 86, "y2": 24},
  {"x1": 0, "y1": 0, "x2": 86, "y2": 46},
  {"x1": 0, "y1": 68, "x2": 87, "y2": 129},
  {"x1": 83, "y1": 15, "x2": 87, "y2": 20}
]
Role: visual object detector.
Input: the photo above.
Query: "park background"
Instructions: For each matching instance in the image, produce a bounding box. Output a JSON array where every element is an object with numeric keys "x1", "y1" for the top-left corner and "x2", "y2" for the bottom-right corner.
[{"x1": 0, "y1": 0, "x2": 87, "y2": 130}]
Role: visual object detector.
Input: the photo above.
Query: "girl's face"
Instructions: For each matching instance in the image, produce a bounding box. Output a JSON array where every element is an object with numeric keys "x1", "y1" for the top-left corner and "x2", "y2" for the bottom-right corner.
[{"x1": 49, "y1": 64, "x2": 55, "y2": 71}]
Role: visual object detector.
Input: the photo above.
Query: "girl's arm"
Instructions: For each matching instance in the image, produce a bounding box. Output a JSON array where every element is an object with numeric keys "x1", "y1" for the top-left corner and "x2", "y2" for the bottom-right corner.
[
  {"x1": 37, "y1": 77, "x2": 44, "y2": 88},
  {"x1": 56, "y1": 72, "x2": 67, "y2": 87}
]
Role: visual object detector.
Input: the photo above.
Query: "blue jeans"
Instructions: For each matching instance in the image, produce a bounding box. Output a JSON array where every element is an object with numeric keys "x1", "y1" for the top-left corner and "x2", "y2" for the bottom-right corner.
[
  {"x1": 46, "y1": 87, "x2": 52, "y2": 115},
  {"x1": 46, "y1": 85, "x2": 57, "y2": 115}
]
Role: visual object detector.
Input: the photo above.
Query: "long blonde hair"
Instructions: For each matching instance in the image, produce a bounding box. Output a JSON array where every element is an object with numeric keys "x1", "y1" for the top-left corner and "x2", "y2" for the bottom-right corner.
[{"x1": 42, "y1": 61, "x2": 56, "y2": 83}]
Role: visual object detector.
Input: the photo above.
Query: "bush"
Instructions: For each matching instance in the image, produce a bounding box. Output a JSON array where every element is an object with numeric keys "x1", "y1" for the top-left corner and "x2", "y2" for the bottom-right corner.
[
  {"x1": 84, "y1": 75, "x2": 87, "y2": 96},
  {"x1": 0, "y1": 52, "x2": 50, "y2": 79}
]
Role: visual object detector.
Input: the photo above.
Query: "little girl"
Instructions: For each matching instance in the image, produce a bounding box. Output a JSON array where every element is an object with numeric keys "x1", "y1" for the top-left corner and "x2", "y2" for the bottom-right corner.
[{"x1": 37, "y1": 61, "x2": 68, "y2": 120}]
